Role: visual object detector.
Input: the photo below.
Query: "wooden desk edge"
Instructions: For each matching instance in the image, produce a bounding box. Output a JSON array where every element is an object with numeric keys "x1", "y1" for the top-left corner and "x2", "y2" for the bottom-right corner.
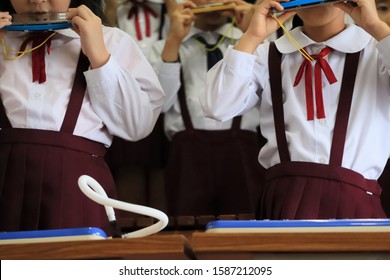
[
  {"x1": 191, "y1": 232, "x2": 390, "y2": 253},
  {"x1": 0, "y1": 234, "x2": 195, "y2": 260}
]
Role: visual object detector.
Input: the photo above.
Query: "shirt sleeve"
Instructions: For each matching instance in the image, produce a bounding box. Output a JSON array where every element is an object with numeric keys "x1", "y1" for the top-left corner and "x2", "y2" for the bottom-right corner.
[
  {"x1": 377, "y1": 35, "x2": 390, "y2": 74},
  {"x1": 84, "y1": 29, "x2": 165, "y2": 141},
  {"x1": 201, "y1": 46, "x2": 263, "y2": 122},
  {"x1": 148, "y1": 40, "x2": 181, "y2": 113}
]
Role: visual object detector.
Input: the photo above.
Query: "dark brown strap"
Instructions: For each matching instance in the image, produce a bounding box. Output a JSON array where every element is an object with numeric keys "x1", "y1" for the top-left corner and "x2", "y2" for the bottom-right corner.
[
  {"x1": 178, "y1": 68, "x2": 242, "y2": 130},
  {"x1": 60, "y1": 52, "x2": 90, "y2": 133},
  {"x1": 269, "y1": 42, "x2": 291, "y2": 162},
  {"x1": 329, "y1": 51, "x2": 360, "y2": 166},
  {"x1": 158, "y1": 4, "x2": 166, "y2": 40},
  {"x1": 0, "y1": 101, "x2": 12, "y2": 129},
  {"x1": 178, "y1": 68, "x2": 194, "y2": 130},
  {"x1": 231, "y1": 116, "x2": 242, "y2": 130}
]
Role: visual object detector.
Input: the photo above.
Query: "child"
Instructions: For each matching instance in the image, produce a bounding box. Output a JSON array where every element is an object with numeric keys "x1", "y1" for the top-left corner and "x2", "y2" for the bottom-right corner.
[
  {"x1": 103, "y1": 0, "x2": 174, "y2": 219},
  {"x1": 376, "y1": 0, "x2": 390, "y2": 216},
  {"x1": 202, "y1": 0, "x2": 390, "y2": 219},
  {"x1": 115, "y1": 0, "x2": 171, "y2": 57},
  {"x1": 0, "y1": 0, "x2": 165, "y2": 232},
  {"x1": 148, "y1": 0, "x2": 266, "y2": 222}
]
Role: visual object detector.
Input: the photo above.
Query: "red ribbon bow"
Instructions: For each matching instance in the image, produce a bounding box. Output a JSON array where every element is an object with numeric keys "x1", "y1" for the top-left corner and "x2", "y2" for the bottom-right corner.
[
  {"x1": 293, "y1": 47, "x2": 337, "y2": 120},
  {"x1": 19, "y1": 32, "x2": 55, "y2": 84},
  {"x1": 127, "y1": 0, "x2": 158, "y2": 41}
]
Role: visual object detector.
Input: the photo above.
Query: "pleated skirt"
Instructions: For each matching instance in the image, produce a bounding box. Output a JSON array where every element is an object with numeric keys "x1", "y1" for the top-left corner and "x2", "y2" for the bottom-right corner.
[
  {"x1": 0, "y1": 128, "x2": 117, "y2": 233},
  {"x1": 258, "y1": 162, "x2": 387, "y2": 219}
]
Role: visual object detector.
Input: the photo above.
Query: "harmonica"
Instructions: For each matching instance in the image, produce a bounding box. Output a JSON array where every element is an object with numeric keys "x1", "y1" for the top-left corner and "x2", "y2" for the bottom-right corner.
[{"x1": 191, "y1": 3, "x2": 236, "y2": 14}]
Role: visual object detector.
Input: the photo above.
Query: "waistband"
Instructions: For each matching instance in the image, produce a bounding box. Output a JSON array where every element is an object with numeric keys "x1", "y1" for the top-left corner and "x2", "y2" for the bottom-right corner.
[
  {"x1": 266, "y1": 162, "x2": 382, "y2": 196},
  {"x1": 0, "y1": 128, "x2": 106, "y2": 157}
]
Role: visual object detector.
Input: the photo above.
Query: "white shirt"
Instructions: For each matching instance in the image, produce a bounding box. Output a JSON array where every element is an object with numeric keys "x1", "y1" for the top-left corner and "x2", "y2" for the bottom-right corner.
[
  {"x1": 148, "y1": 23, "x2": 260, "y2": 140},
  {"x1": 0, "y1": 26, "x2": 165, "y2": 147},
  {"x1": 202, "y1": 24, "x2": 390, "y2": 180},
  {"x1": 117, "y1": 0, "x2": 168, "y2": 57}
]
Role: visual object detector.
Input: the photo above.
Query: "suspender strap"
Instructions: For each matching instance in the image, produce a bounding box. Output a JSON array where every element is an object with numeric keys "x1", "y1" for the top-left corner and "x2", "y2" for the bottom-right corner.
[
  {"x1": 231, "y1": 115, "x2": 242, "y2": 130},
  {"x1": 0, "y1": 101, "x2": 12, "y2": 129},
  {"x1": 60, "y1": 52, "x2": 90, "y2": 133},
  {"x1": 329, "y1": 51, "x2": 360, "y2": 166},
  {"x1": 178, "y1": 68, "x2": 194, "y2": 130},
  {"x1": 269, "y1": 42, "x2": 291, "y2": 162},
  {"x1": 178, "y1": 67, "x2": 242, "y2": 131},
  {"x1": 158, "y1": 4, "x2": 166, "y2": 40}
]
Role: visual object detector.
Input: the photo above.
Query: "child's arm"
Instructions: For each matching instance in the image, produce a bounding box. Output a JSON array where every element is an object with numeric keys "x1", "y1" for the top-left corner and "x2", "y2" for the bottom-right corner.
[
  {"x1": 235, "y1": 0, "x2": 295, "y2": 54},
  {"x1": 336, "y1": 0, "x2": 390, "y2": 41},
  {"x1": 152, "y1": 1, "x2": 196, "y2": 112},
  {"x1": 161, "y1": 1, "x2": 196, "y2": 62},
  {"x1": 67, "y1": 5, "x2": 110, "y2": 69},
  {"x1": 67, "y1": 5, "x2": 165, "y2": 141}
]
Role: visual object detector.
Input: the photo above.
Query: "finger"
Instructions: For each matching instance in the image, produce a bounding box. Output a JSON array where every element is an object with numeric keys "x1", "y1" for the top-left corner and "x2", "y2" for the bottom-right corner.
[
  {"x1": 71, "y1": 15, "x2": 85, "y2": 27},
  {"x1": 66, "y1": 8, "x2": 77, "y2": 20},
  {"x1": 334, "y1": 2, "x2": 355, "y2": 14},
  {"x1": 67, "y1": 5, "x2": 94, "y2": 21},
  {"x1": 77, "y1": 4, "x2": 95, "y2": 18},
  {"x1": 268, "y1": 1, "x2": 286, "y2": 13},
  {"x1": 276, "y1": 10, "x2": 296, "y2": 23}
]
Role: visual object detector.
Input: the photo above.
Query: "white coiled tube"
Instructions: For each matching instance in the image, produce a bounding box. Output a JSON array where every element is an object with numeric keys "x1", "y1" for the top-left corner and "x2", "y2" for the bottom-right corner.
[{"x1": 78, "y1": 175, "x2": 168, "y2": 238}]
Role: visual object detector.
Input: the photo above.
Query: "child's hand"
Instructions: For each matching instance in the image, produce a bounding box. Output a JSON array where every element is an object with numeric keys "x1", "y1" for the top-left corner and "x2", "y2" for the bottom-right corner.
[
  {"x1": 335, "y1": 0, "x2": 390, "y2": 41},
  {"x1": 162, "y1": 1, "x2": 196, "y2": 63},
  {"x1": 0, "y1": 12, "x2": 12, "y2": 39},
  {"x1": 247, "y1": 0, "x2": 294, "y2": 40},
  {"x1": 220, "y1": 0, "x2": 255, "y2": 32},
  {"x1": 67, "y1": 5, "x2": 110, "y2": 69},
  {"x1": 235, "y1": 0, "x2": 296, "y2": 53},
  {"x1": 167, "y1": 1, "x2": 196, "y2": 43}
]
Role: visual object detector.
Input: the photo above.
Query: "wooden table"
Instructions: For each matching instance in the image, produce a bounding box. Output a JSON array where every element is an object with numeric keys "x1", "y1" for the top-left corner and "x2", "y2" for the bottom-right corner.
[
  {"x1": 2, "y1": 231, "x2": 390, "y2": 260},
  {"x1": 191, "y1": 231, "x2": 390, "y2": 259},
  {"x1": 0, "y1": 234, "x2": 194, "y2": 260}
]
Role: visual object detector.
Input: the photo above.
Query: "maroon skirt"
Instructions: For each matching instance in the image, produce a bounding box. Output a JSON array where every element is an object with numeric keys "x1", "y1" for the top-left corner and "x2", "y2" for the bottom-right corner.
[
  {"x1": 378, "y1": 159, "x2": 390, "y2": 217},
  {"x1": 258, "y1": 162, "x2": 387, "y2": 219},
  {"x1": 0, "y1": 128, "x2": 117, "y2": 234},
  {"x1": 165, "y1": 129, "x2": 266, "y2": 217}
]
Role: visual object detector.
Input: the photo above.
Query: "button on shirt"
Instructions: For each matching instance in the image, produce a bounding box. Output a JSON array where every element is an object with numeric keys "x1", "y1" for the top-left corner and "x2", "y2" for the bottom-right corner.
[
  {"x1": 148, "y1": 24, "x2": 260, "y2": 139},
  {"x1": 202, "y1": 24, "x2": 390, "y2": 180},
  {"x1": 0, "y1": 27, "x2": 165, "y2": 146}
]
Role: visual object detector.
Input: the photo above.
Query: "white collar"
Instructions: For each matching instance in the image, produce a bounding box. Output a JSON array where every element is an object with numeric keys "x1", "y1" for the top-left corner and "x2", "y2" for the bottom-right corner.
[{"x1": 274, "y1": 24, "x2": 371, "y2": 54}]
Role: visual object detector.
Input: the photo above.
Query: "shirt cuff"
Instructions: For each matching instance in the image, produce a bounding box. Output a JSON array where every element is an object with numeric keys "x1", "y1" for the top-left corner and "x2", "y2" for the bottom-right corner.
[
  {"x1": 84, "y1": 55, "x2": 119, "y2": 89},
  {"x1": 224, "y1": 46, "x2": 257, "y2": 76},
  {"x1": 160, "y1": 61, "x2": 181, "y2": 77}
]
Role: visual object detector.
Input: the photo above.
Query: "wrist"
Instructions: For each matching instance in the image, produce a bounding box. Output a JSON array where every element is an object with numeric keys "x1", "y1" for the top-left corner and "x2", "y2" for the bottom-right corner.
[
  {"x1": 165, "y1": 34, "x2": 183, "y2": 50},
  {"x1": 89, "y1": 51, "x2": 110, "y2": 69},
  {"x1": 234, "y1": 32, "x2": 263, "y2": 54},
  {"x1": 162, "y1": 58, "x2": 180, "y2": 63}
]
